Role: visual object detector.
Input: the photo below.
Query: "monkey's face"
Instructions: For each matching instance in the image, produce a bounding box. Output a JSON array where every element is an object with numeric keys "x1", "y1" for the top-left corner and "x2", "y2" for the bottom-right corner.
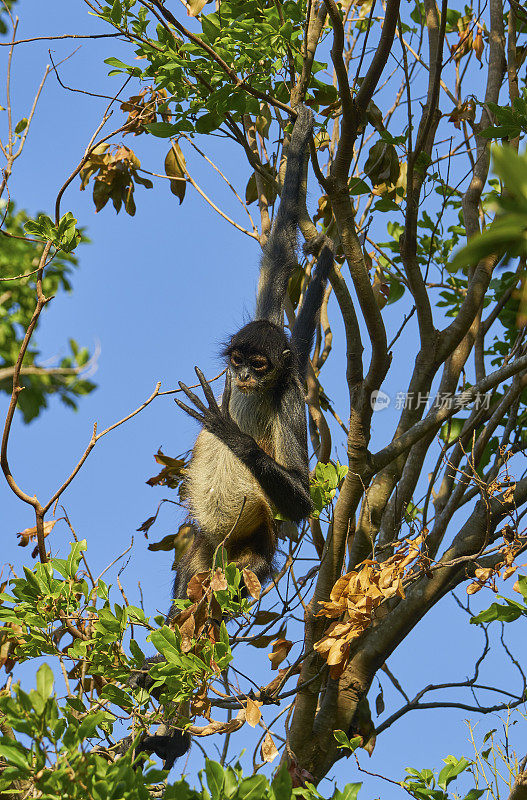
[
  {"x1": 223, "y1": 319, "x2": 293, "y2": 395},
  {"x1": 229, "y1": 349, "x2": 274, "y2": 394}
]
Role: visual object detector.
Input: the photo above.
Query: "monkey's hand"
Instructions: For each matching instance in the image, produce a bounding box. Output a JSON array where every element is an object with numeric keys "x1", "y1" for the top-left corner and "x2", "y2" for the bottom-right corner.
[{"x1": 175, "y1": 367, "x2": 243, "y2": 443}]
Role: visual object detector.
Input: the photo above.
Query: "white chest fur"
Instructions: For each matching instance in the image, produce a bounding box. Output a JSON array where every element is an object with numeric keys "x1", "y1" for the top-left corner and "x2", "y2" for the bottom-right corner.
[{"x1": 185, "y1": 386, "x2": 278, "y2": 541}]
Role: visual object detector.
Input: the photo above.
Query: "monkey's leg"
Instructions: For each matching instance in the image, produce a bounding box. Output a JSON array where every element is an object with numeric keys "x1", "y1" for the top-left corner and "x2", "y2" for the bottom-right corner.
[
  {"x1": 130, "y1": 534, "x2": 214, "y2": 768},
  {"x1": 228, "y1": 523, "x2": 276, "y2": 588}
]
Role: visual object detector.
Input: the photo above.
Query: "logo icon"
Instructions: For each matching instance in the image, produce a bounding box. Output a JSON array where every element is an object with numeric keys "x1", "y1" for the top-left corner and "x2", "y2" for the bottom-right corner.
[{"x1": 371, "y1": 389, "x2": 390, "y2": 411}]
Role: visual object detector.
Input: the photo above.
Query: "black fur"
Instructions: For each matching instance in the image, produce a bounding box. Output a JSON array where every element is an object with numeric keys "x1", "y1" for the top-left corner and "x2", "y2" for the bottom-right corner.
[
  {"x1": 292, "y1": 240, "x2": 334, "y2": 380},
  {"x1": 255, "y1": 105, "x2": 314, "y2": 325},
  {"x1": 223, "y1": 319, "x2": 292, "y2": 368}
]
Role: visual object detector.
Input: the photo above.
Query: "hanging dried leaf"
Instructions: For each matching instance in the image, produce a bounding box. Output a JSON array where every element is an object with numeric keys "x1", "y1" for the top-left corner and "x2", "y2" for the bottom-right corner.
[
  {"x1": 243, "y1": 568, "x2": 261, "y2": 599},
  {"x1": 246, "y1": 697, "x2": 262, "y2": 727},
  {"x1": 146, "y1": 450, "x2": 187, "y2": 489},
  {"x1": 261, "y1": 731, "x2": 279, "y2": 763},
  {"x1": 448, "y1": 99, "x2": 476, "y2": 130},
  {"x1": 253, "y1": 610, "x2": 281, "y2": 626},
  {"x1": 503, "y1": 484, "x2": 516, "y2": 503},
  {"x1": 210, "y1": 568, "x2": 228, "y2": 592},
  {"x1": 503, "y1": 565, "x2": 517, "y2": 580},
  {"x1": 179, "y1": 613, "x2": 196, "y2": 653},
  {"x1": 268, "y1": 638, "x2": 293, "y2": 669},
  {"x1": 80, "y1": 144, "x2": 152, "y2": 216},
  {"x1": 186, "y1": 572, "x2": 210, "y2": 602},
  {"x1": 0, "y1": 622, "x2": 24, "y2": 671},
  {"x1": 375, "y1": 685, "x2": 385, "y2": 716},
  {"x1": 473, "y1": 25, "x2": 484, "y2": 62},
  {"x1": 17, "y1": 520, "x2": 56, "y2": 548},
  {"x1": 120, "y1": 87, "x2": 170, "y2": 135},
  {"x1": 191, "y1": 683, "x2": 211, "y2": 719}
]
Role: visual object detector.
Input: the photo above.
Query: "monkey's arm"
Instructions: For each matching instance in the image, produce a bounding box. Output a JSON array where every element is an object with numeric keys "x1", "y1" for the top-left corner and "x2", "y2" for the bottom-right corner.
[{"x1": 176, "y1": 369, "x2": 311, "y2": 521}]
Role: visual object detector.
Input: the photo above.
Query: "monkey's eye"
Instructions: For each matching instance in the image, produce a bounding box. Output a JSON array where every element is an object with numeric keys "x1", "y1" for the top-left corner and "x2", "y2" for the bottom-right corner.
[
  {"x1": 250, "y1": 357, "x2": 269, "y2": 372},
  {"x1": 230, "y1": 351, "x2": 243, "y2": 367}
]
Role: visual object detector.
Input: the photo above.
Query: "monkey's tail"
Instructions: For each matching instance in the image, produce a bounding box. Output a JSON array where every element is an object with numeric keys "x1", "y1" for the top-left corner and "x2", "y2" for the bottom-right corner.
[
  {"x1": 292, "y1": 237, "x2": 334, "y2": 380},
  {"x1": 255, "y1": 105, "x2": 314, "y2": 326}
]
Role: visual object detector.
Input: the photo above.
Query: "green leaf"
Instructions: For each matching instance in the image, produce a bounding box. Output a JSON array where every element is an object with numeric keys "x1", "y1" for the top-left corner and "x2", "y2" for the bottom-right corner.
[
  {"x1": 438, "y1": 756, "x2": 470, "y2": 789},
  {"x1": 110, "y1": 0, "x2": 122, "y2": 23},
  {"x1": 36, "y1": 663, "x2": 54, "y2": 700},
  {"x1": 99, "y1": 683, "x2": 134, "y2": 710},
  {"x1": 223, "y1": 766, "x2": 239, "y2": 798},
  {"x1": 205, "y1": 760, "x2": 225, "y2": 799},
  {"x1": 271, "y1": 762, "x2": 292, "y2": 800},
  {"x1": 515, "y1": 574, "x2": 527, "y2": 601},
  {"x1": 0, "y1": 739, "x2": 30, "y2": 771},
  {"x1": 332, "y1": 783, "x2": 362, "y2": 800},
  {"x1": 195, "y1": 111, "x2": 221, "y2": 134},
  {"x1": 333, "y1": 730, "x2": 361, "y2": 753},
  {"x1": 470, "y1": 600, "x2": 525, "y2": 624},
  {"x1": 146, "y1": 122, "x2": 180, "y2": 138},
  {"x1": 348, "y1": 178, "x2": 371, "y2": 195},
  {"x1": 237, "y1": 774, "x2": 268, "y2": 799},
  {"x1": 14, "y1": 117, "x2": 28, "y2": 135}
]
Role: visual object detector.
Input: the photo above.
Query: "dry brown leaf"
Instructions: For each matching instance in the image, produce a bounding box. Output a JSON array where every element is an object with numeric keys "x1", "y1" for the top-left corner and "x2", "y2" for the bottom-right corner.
[
  {"x1": 475, "y1": 568, "x2": 493, "y2": 581},
  {"x1": 502, "y1": 483, "x2": 516, "y2": 503},
  {"x1": 261, "y1": 731, "x2": 279, "y2": 763},
  {"x1": 17, "y1": 520, "x2": 56, "y2": 547},
  {"x1": 253, "y1": 610, "x2": 281, "y2": 626},
  {"x1": 467, "y1": 581, "x2": 483, "y2": 595},
  {"x1": 246, "y1": 697, "x2": 262, "y2": 728},
  {"x1": 243, "y1": 568, "x2": 262, "y2": 599},
  {"x1": 268, "y1": 638, "x2": 293, "y2": 670},
  {"x1": 375, "y1": 687, "x2": 385, "y2": 716},
  {"x1": 179, "y1": 613, "x2": 196, "y2": 653},
  {"x1": 314, "y1": 535, "x2": 424, "y2": 674},
  {"x1": 187, "y1": 572, "x2": 210, "y2": 602},
  {"x1": 503, "y1": 566, "x2": 518, "y2": 580},
  {"x1": 191, "y1": 684, "x2": 211, "y2": 719},
  {"x1": 210, "y1": 568, "x2": 228, "y2": 592},
  {"x1": 473, "y1": 27, "x2": 484, "y2": 62},
  {"x1": 327, "y1": 638, "x2": 348, "y2": 666}
]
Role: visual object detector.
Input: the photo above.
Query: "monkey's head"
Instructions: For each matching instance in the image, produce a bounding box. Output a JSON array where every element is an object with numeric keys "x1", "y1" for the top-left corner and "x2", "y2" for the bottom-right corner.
[{"x1": 222, "y1": 320, "x2": 295, "y2": 395}]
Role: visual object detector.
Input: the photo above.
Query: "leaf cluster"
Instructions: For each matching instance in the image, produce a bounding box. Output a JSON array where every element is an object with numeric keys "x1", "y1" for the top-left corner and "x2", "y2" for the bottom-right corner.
[
  {"x1": 403, "y1": 756, "x2": 483, "y2": 800},
  {"x1": 0, "y1": 203, "x2": 95, "y2": 421},
  {"x1": 79, "y1": 144, "x2": 153, "y2": 216}
]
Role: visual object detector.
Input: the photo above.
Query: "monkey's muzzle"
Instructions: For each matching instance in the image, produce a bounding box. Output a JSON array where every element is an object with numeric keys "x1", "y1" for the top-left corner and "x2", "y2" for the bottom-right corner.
[{"x1": 235, "y1": 377, "x2": 259, "y2": 394}]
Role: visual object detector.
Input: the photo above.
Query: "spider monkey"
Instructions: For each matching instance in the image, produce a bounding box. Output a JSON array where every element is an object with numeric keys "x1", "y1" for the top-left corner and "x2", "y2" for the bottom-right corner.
[
  {"x1": 173, "y1": 105, "x2": 332, "y2": 598},
  {"x1": 134, "y1": 105, "x2": 333, "y2": 768}
]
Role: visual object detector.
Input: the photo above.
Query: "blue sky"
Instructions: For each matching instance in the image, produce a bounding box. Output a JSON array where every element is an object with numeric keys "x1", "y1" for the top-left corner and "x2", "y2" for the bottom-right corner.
[{"x1": 1, "y1": 2, "x2": 525, "y2": 796}]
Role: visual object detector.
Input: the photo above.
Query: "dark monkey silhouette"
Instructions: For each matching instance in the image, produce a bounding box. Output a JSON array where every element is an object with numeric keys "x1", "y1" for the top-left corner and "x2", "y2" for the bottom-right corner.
[{"x1": 135, "y1": 105, "x2": 333, "y2": 768}]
